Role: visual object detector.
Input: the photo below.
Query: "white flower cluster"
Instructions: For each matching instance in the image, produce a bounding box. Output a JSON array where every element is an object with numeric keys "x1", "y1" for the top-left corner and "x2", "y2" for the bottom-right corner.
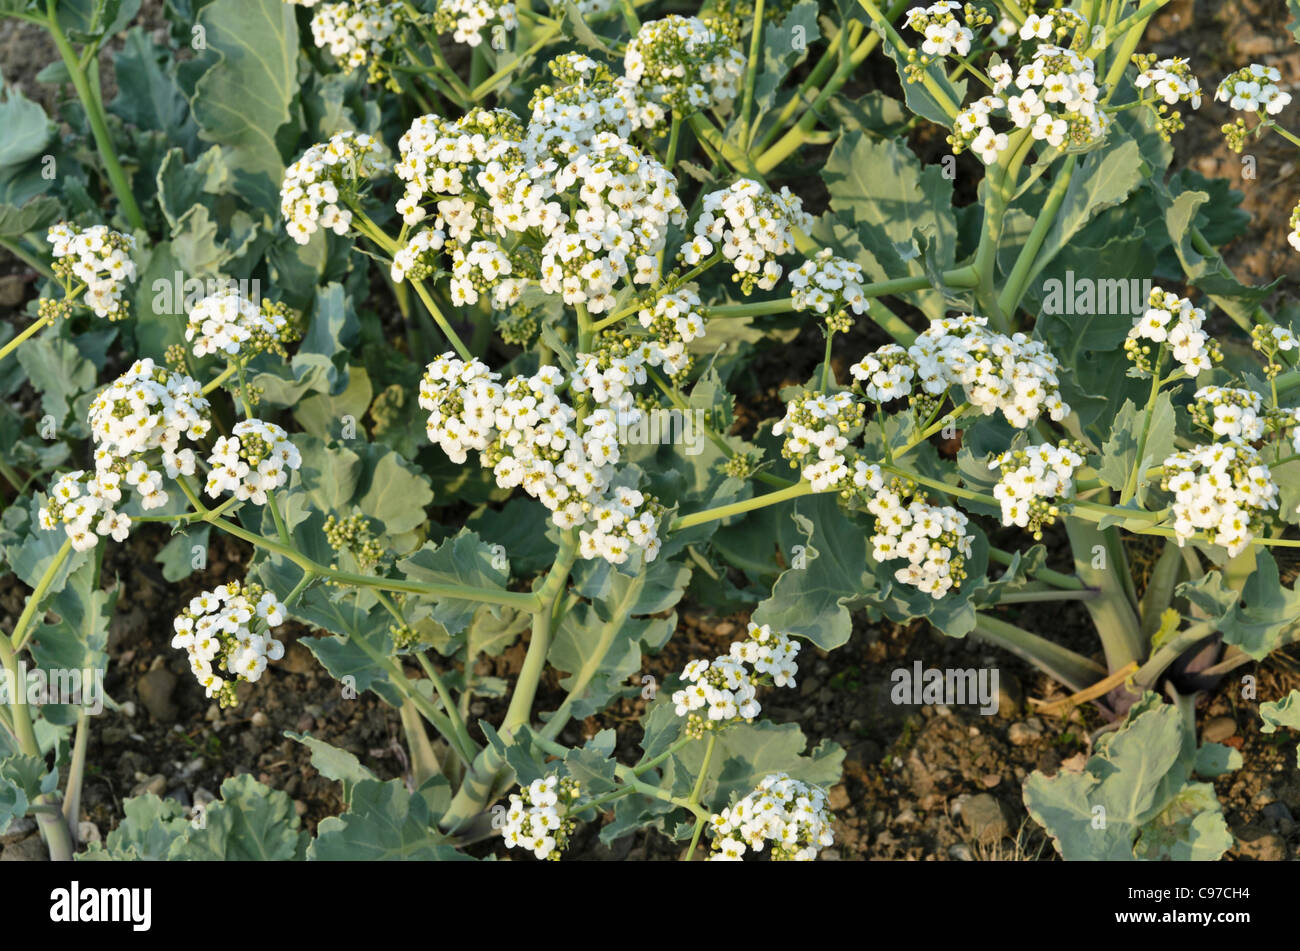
[
  {"x1": 171, "y1": 581, "x2": 287, "y2": 706},
  {"x1": 688, "y1": 179, "x2": 812, "y2": 293},
  {"x1": 1162, "y1": 443, "x2": 1278, "y2": 557},
  {"x1": 433, "y1": 0, "x2": 516, "y2": 48},
  {"x1": 395, "y1": 107, "x2": 685, "y2": 313},
  {"x1": 185, "y1": 289, "x2": 295, "y2": 359},
  {"x1": 904, "y1": 2, "x2": 973, "y2": 58},
  {"x1": 1216, "y1": 64, "x2": 1292, "y2": 115},
  {"x1": 852, "y1": 314, "x2": 1070, "y2": 429},
  {"x1": 771, "y1": 391, "x2": 870, "y2": 492},
  {"x1": 419, "y1": 354, "x2": 664, "y2": 563},
  {"x1": 953, "y1": 45, "x2": 1107, "y2": 163},
  {"x1": 623, "y1": 16, "x2": 745, "y2": 114},
  {"x1": 989, "y1": 441, "x2": 1084, "y2": 535},
  {"x1": 1016, "y1": 9, "x2": 1088, "y2": 43},
  {"x1": 867, "y1": 487, "x2": 974, "y2": 597},
  {"x1": 634, "y1": 287, "x2": 706, "y2": 376},
  {"x1": 531, "y1": 137, "x2": 684, "y2": 312},
  {"x1": 38, "y1": 471, "x2": 132, "y2": 552},
  {"x1": 671, "y1": 622, "x2": 800, "y2": 737},
  {"x1": 500, "y1": 775, "x2": 580, "y2": 861},
  {"x1": 708, "y1": 773, "x2": 835, "y2": 861},
  {"x1": 449, "y1": 240, "x2": 525, "y2": 308},
  {"x1": 81, "y1": 358, "x2": 212, "y2": 527},
  {"x1": 204, "y1": 419, "x2": 302, "y2": 505},
  {"x1": 1134, "y1": 56, "x2": 1202, "y2": 107},
  {"x1": 394, "y1": 109, "x2": 522, "y2": 223},
  {"x1": 46, "y1": 222, "x2": 137, "y2": 320},
  {"x1": 1191, "y1": 386, "x2": 1266, "y2": 443},
  {"x1": 1125, "y1": 286, "x2": 1220, "y2": 376},
  {"x1": 281, "y1": 131, "x2": 387, "y2": 244},
  {"x1": 527, "y1": 53, "x2": 662, "y2": 147},
  {"x1": 790, "y1": 250, "x2": 868, "y2": 331},
  {"x1": 308, "y1": 0, "x2": 398, "y2": 72}
]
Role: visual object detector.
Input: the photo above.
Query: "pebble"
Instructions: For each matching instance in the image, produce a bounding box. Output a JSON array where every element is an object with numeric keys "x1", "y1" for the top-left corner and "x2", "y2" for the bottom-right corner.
[
  {"x1": 980, "y1": 773, "x2": 1001, "y2": 789},
  {"x1": 1203, "y1": 716, "x2": 1236, "y2": 744},
  {"x1": 948, "y1": 844, "x2": 973, "y2": 861},
  {"x1": 205, "y1": 704, "x2": 222, "y2": 724},
  {"x1": 1009, "y1": 718, "x2": 1045, "y2": 746},
  {"x1": 996, "y1": 673, "x2": 1022, "y2": 718},
  {"x1": 130, "y1": 774, "x2": 167, "y2": 798},
  {"x1": 819, "y1": 847, "x2": 841, "y2": 861},
  {"x1": 137, "y1": 667, "x2": 178, "y2": 722},
  {"x1": 1261, "y1": 802, "x2": 1293, "y2": 827},
  {"x1": 0, "y1": 275, "x2": 27, "y2": 306},
  {"x1": 828, "y1": 783, "x2": 851, "y2": 811},
  {"x1": 0, "y1": 817, "x2": 37, "y2": 846},
  {"x1": 294, "y1": 799, "x2": 308, "y2": 817},
  {"x1": 194, "y1": 787, "x2": 216, "y2": 808},
  {"x1": 77, "y1": 821, "x2": 101, "y2": 845},
  {"x1": 961, "y1": 793, "x2": 1010, "y2": 843},
  {"x1": 280, "y1": 641, "x2": 316, "y2": 675},
  {"x1": 118, "y1": 701, "x2": 137, "y2": 719},
  {"x1": 250, "y1": 711, "x2": 270, "y2": 729},
  {"x1": 1234, "y1": 826, "x2": 1287, "y2": 862},
  {"x1": 0, "y1": 834, "x2": 47, "y2": 861}
]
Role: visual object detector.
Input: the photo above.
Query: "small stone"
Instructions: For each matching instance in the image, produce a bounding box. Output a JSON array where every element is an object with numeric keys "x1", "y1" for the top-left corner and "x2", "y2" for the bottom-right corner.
[
  {"x1": 130, "y1": 774, "x2": 167, "y2": 798},
  {"x1": 0, "y1": 817, "x2": 37, "y2": 846},
  {"x1": 1203, "y1": 716, "x2": 1236, "y2": 744},
  {"x1": 0, "y1": 834, "x2": 47, "y2": 861},
  {"x1": 294, "y1": 799, "x2": 308, "y2": 817},
  {"x1": 996, "y1": 673, "x2": 1022, "y2": 719},
  {"x1": 280, "y1": 641, "x2": 316, "y2": 675},
  {"x1": 118, "y1": 701, "x2": 137, "y2": 719},
  {"x1": 77, "y1": 821, "x2": 101, "y2": 845},
  {"x1": 828, "y1": 783, "x2": 851, "y2": 811},
  {"x1": 205, "y1": 704, "x2": 222, "y2": 724},
  {"x1": 194, "y1": 787, "x2": 216, "y2": 808},
  {"x1": 137, "y1": 667, "x2": 178, "y2": 722},
  {"x1": 0, "y1": 275, "x2": 27, "y2": 307},
  {"x1": 980, "y1": 773, "x2": 1000, "y2": 789},
  {"x1": 894, "y1": 808, "x2": 917, "y2": 826},
  {"x1": 1234, "y1": 825, "x2": 1286, "y2": 861},
  {"x1": 1009, "y1": 719, "x2": 1044, "y2": 746},
  {"x1": 1060, "y1": 752, "x2": 1089, "y2": 774},
  {"x1": 961, "y1": 793, "x2": 1011, "y2": 844},
  {"x1": 180, "y1": 757, "x2": 206, "y2": 779},
  {"x1": 250, "y1": 711, "x2": 270, "y2": 729},
  {"x1": 1261, "y1": 802, "x2": 1293, "y2": 826},
  {"x1": 819, "y1": 847, "x2": 841, "y2": 860},
  {"x1": 935, "y1": 704, "x2": 952, "y2": 717},
  {"x1": 948, "y1": 844, "x2": 973, "y2": 861}
]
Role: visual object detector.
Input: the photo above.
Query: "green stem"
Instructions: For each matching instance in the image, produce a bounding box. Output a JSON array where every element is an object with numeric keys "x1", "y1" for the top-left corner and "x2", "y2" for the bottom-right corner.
[
  {"x1": 739, "y1": 0, "x2": 765, "y2": 149},
  {"x1": 971, "y1": 613, "x2": 1107, "y2": 694},
  {"x1": 995, "y1": 153, "x2": 1077, "y2": 321},
  {"x1": 671, "y1": 480, "x2": 814, "y2": 531},
  {"x1": 1121, "y1": 356, "x2": 1164, "y2": 506},
  {"x1": 45, "y1": 2, "x2": 144, "y2": 230},
  {"x1": 10, "y1": 538, "x2": 74, "y2": 652},
  {"x1": 206, "y1": 514, "x2": 539, "y2": 610},
  {"x1": 0, "y1": 314, "x2": 53, "y2": 364},
  {"x1": 502, "y1": 532, "x2": 578, "y2": 733},
  {"x1": 683, "y1": 734, "x2": 716, "y2": 861}
]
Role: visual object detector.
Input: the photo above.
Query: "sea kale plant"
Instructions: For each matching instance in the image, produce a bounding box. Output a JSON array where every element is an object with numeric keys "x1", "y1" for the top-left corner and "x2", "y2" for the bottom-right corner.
[{"x1": 2, "y1": 0, "x2": 1300, "y2": 862}]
